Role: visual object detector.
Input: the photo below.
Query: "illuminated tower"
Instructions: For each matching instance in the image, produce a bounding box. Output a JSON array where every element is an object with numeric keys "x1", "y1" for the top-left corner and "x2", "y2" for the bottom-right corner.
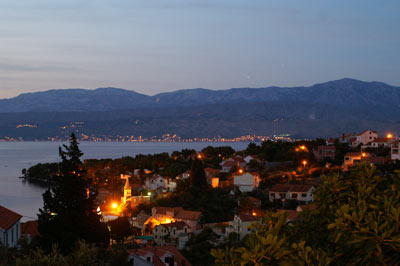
[{"x1": 121, "y1": 174, "x2": 131, "y2": 204}]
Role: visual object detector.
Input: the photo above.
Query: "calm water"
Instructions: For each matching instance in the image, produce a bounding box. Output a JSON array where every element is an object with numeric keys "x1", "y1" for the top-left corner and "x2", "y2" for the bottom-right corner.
[{"x1": 0, "y1": 141, "x2": 249, "y2": 221}]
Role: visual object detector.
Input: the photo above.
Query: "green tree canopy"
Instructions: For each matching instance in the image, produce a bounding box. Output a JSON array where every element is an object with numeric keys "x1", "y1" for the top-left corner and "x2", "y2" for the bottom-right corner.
[
  {"x1": 37, "y1": 133, "x2": 108, "y2": 253},
  {"x1": 212, "y1": 163, "x2": 400, "y2": 265},
  {"x1": 189, "y1": 158, "x2": 208, "y2": 190}
]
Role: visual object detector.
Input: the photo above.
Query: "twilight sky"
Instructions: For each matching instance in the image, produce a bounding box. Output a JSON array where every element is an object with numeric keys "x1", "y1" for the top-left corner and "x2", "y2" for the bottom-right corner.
[{"x1": 0, "y1": 0, "x2": 399, "y2": 98}]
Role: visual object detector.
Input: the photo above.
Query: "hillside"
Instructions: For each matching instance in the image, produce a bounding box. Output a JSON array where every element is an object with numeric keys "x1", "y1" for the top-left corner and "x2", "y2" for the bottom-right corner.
[{"x1": 1, "y1": 78, "x2": 400, "y2": 139}]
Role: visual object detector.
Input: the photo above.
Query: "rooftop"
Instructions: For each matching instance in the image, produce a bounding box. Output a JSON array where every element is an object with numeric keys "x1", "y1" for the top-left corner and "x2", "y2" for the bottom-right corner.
[{"x1": 0, "y1": 205, "x2": 22, "y2": 230}]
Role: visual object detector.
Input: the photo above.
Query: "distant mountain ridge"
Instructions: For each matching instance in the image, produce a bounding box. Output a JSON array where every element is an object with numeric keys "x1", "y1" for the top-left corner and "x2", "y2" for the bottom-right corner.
[
  {"x1": 1, "y1": 78, "x2": 400, "y2": 139},
  {"x1": 1, "y1": 78, "x2": 399, "y2": 113}
]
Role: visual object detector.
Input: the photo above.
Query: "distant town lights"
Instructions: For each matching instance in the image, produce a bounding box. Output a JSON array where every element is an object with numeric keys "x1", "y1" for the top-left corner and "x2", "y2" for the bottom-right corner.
[{"x1": 387, "y1": 133, "x2": 393, "y2": 138}]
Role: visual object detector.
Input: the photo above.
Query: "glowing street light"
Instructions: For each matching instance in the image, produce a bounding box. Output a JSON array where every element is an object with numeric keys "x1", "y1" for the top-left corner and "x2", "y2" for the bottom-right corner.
[
  {"x1": 111, "y1": 202, "x2": 118, "y2": 209},
  {"x1": 362, "y1": 153, "x2": 367, "y2": 158},
  {"x1": 387, "y1": 133, "x2": 393, "y2": 139},
  {"x1": 238, "y1": 169, "x2": 244, "y2": 174},
  {"x1": 302, "y1": 160, "x2": 308, "y2": 168},
  {"x1": 147, "y1": 192, "x2": 152, "y2": 196}
]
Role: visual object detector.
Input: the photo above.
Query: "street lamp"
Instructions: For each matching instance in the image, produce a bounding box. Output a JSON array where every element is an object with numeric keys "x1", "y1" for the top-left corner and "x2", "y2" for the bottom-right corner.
[
  {"x1": 112, "y1": 202, "x2": 118, "y2": 209},
  {"x1": 302, "y1": 160, "x2": 307, "y2": 168}
]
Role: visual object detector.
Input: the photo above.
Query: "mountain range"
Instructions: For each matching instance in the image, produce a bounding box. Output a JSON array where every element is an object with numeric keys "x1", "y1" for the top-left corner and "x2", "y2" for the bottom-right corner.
[{"x1": 1, "y1": 78, "x2": 400, "y2": 139}]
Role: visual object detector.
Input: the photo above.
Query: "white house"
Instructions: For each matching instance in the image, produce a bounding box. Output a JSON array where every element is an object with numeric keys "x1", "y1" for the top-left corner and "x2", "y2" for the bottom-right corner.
[
  {"x1": 343, "y1": 152, "x2": 371, "y2": 168},
  {"x1": 269, "y1": 184, "x2": 315, "y2": 203},
  {"x1": 220, "y1": 160, "x2": 238, "y2": 173},
  {"x1": 144, "y1": 175, "x2": 165, "y2": 191},
  {"x1": 233, "y1": 172, "x2": 260, "y2": 193},
  {"x1": 225, "y1": 214, "x2": 261, "y2": 240},
  {"x1": 243, "y1": 155, "x2": 260, "y2": 164},
  {"x1": 151, "y1": 207, "x2": 202, "y2": 232},
  {"x1": 152, "y1": 221, "x2": 190, "y2": 248},
  {"x1": 0, "y1": 205, "x2": 22, "y2": 247},
  {"x1": 391, "y1": 141, "x2": 400, "y2": 161},
  {"x1": 355, "y1": 130, "x2": 378, "y2": 146},
  {"x1": 164, "y1": 178, "x2": 178, "y2": 192},
  {"x1": 370, "y1": 137, "x2": 396, "y2": 148}
]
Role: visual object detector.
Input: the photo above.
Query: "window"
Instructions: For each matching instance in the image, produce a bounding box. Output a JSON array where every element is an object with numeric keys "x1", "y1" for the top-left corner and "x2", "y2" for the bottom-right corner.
[
  {"x1": 271, "y1": 193, "x2": 275, "y2": 198},
  {"x1": 184, "y1": 228, "x2": 187, "y2": 233},
  {"x1": 292, "y1": 193, "x2": 297, "y2": 199},
  {"x1": 301, "y1": 193, "x2": 307, "y2": 197},
  {"x1": 147, "y1": 257, "x2": 151, "y2": 262},
  {"x1": 280, "y1": 193, "x2": 286, "y2": 199},
  {"x1": 11, "y1": 228, "x2": 14, "y2": 243}
]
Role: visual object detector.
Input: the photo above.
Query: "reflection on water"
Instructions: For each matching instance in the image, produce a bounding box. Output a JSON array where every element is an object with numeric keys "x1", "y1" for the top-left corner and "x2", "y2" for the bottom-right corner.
[{"x1": 0, "y1": 141, "x2": 250, "y2": 221}]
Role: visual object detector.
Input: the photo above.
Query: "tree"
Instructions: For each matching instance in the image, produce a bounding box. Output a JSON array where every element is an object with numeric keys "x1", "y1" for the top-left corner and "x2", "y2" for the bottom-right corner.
[
  {"x1": 189, "y1": 159, "x2": 208, "y2": 190},
  {"x1": 109, "y1": 217, "x2": 132, "y2": 243},
  {"x1": 38, "y1": 133, "x2": 108, "y2": 253},
  {"x1": 212, "y1": 163, "x2": 400, "y2": 265}
]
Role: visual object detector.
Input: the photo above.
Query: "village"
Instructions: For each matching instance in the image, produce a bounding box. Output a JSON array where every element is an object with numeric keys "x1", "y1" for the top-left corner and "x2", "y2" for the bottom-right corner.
[{"x1": 1, "y1": 129, "x2": 400, "y2": 265}]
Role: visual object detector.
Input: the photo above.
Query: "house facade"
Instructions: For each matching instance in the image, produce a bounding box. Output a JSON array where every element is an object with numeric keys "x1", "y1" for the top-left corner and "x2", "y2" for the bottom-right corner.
[
  {"x1": 233, "y1": 172, "x2": 260, "y2": 193},
  {"x1": 152, "y1": 221, "x2": 189, "y2": 248},
  {"x1": 0, "y1": 205, "x2": 22, "y2": 247},
  {"x1": 313, "y1": 146, "x2": 336, "y2": 161},
  {"x1": 151, "y1": 207, "x2": 202, "y2": 232},
  {"x1": 269, "y1": 184, "x2": 315, "y2": 203},
  {"x1": 225, "y1": 214, "x2": 260, "y2": 240},
  {"x1": 370, "y1": 137, "x2": 395, "y2": 148},
  {"x1": 145, "y1": 175, "x2": 165, "y2": 191},
  {"x1": 391, "y1": 141, "x2": 400, "y2": 161},
  {"x1": 355, "y1": 130, "x2": 378, "y2": 146},
  {"x1": 343, "y1": 152, "x2": 370, "y2": 168}
]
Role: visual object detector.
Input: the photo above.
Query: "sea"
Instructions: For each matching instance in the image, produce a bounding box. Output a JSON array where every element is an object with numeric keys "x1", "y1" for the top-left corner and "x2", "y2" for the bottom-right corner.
[{"x1": 0, "y1": 141, "x2": 250, "y2": 221}]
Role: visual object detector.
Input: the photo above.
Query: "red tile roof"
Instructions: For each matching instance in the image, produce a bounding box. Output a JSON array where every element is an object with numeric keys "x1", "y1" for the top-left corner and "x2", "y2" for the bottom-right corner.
[
  {"x1": 0, "y1": 205, "x2": 22, "y2": 230},
  {"x1": 269, "y1": 184, "x2": 293, "y2": 192},
  {"x1": 278, "y1": 210, "x2": 299, "y2": 221},
  {"x1": 362, "y1": 156, "x2": 387, "y2": 165},
  {"x1": 239, "y1": 213, "x2": 260, "y2": 222},
  {"x1": 153, "y1": 207, "x2": 201, "y2": 221},
  {"x1": 159, "y1": 221, "x2": 188, "y2": 230},
  {"x1": 222, "y1": 160, "x2": 238, "y2": 167},
  {"x1": 290, "y1": 185, "x2": 314, "y2": 193},
  {"x1": 357, "y1": 130, "x2": 377, "y2": 136},
  {"x1": 175, "y1": 210, "x2": 201, "y2": 221},
  {"x1": 316, "y1": 146, "x2": 336, "y2": 151},
  {"x1": 345, "y1": 152, "x2": 363, "y2": 157},
  {"x1": 371, "y1": 138, "x2": 392, "y2": 143},
  {"x1": 269, "y1": 184, "x2": 313, "y2": 193},
  {"x1": 298, "y1": 203, "x2": 318, "y2": 212},
  {"x1": 233, "y1": 156, "x2": 246, "y2": 163},
  {"x1": 20, "y1": 220, "x2": 39, "y2": 237},
  {"x1": 128, "y1": 245, "x2": 191, "y2": 266}
]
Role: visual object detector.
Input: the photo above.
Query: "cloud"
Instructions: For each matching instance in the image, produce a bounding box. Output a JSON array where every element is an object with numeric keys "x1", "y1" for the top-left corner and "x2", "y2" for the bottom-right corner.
[{"x1": 0, "y1": 62, "x2": 79, "y2": 72}]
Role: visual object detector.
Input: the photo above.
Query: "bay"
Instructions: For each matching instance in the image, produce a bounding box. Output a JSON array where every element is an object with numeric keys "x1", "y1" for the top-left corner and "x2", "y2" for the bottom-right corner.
[{"x1": 0, "y1": 141, "x2": 250, "y2": 221}]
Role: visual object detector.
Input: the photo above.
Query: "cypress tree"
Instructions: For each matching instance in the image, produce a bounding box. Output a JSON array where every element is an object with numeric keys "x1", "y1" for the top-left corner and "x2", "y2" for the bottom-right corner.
[
  {"x1": 189, "y1": 158, "x2": 208, "y2": 189},
  {"x1": 38, "y1": 133, "x2": 108, "y2": 253}
]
